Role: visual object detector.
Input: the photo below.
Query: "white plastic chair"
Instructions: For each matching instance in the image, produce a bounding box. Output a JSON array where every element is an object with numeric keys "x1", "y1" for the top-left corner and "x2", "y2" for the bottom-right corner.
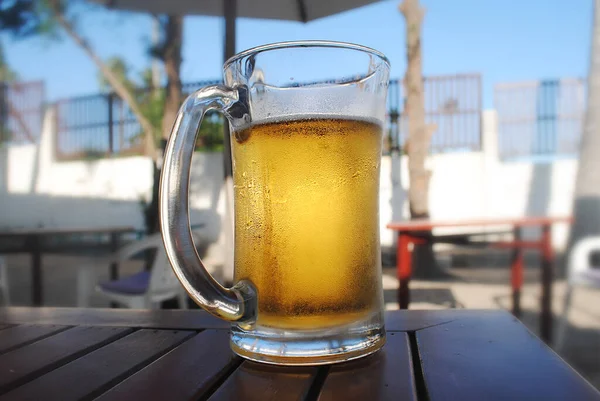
[
  {"x1": 76, "y1": 233, "x2": 188, "y2": 309},
  {"x1": 98, "y1": 234, "x2": 189, "y2": 309},
  {"x1": 0, "y1": 256, "x2": 9, "y2": 305},
  {"x1": 77, "y1": 227, "x2": 225, "y2": 309},
  {"x1": 556, "y1": 236, "x2": 600, "y2": 350}
]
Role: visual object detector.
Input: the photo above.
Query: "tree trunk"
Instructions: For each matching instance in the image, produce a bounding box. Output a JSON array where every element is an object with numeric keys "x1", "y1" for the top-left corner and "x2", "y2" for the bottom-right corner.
[
  {"x1": 47, "y1": 1, "x2": 157, "y2": 160},
  {"x1": 145, "y1": 15, "x2": 184, "y2": 235},
  {"x1": 222, "y1": 0, "x2": 236, "y2": 179},
  {"x1": 400, "y1": 0, "x2": 440, "y2": 279},
  {"x1": 219, "y1": 0, "x2": 237, "y2": 285},
  {"x1": 151, "y1": 15, "x2": 162, "y2": 96},
  {"x1": 568, "y1": 0, "x2": 600, "y2": 255},
  {"x1": 160, "y1": 15, "x2": 183, "y2": 142},
  {"x1": 400, "y1": 0, "x2": 434, "y2": 217}
]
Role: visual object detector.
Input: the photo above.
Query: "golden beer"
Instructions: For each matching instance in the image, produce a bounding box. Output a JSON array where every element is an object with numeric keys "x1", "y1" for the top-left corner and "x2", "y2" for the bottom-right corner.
[{"x1": 232, "y1": 117, "x2": 383, "y2": 329}]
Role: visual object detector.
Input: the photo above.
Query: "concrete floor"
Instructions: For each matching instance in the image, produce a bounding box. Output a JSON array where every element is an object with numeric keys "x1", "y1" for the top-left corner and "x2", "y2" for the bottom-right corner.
[{"x1": 1, "y1": 252, "x2": 599, "y2": 390}]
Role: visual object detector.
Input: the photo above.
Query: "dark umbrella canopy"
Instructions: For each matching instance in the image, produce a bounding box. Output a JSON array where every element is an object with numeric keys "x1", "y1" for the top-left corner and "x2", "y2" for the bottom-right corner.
[{"x1": 99, "y1": 0, "x2": 381, "y2": 22}]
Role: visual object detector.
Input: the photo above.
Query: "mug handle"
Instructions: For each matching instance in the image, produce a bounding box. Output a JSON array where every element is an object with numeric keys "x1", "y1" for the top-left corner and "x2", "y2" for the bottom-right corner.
[{"x1": 160, "y1": 85, "x2": 256, "y2": 322}]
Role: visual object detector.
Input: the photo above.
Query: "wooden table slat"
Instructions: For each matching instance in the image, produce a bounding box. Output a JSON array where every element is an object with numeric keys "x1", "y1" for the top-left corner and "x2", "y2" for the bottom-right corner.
[
  {"x1": 317, "y1": 332, "x2": 417, "y2": 401},
  {"x1": 0, "y1": 326, "x2": 132, "y2": 395},
  {"x1": 0, "y1": 325, "x2": 69, "y2": 355},
  {"x1": 208, "y1": 361, "x2": 319, "y2": 401},
  {"x1": 0, "y1": 307, "x2": 505, "y2": 332},
  {"x1": 417, "y1": 312, "x2": 600, "y2": 401},
  {"x1": 1, "y1": 329, "x2": 195, "y2": 401},
  {"x1": 95, "y1": 330, "x2": 240, "y2": 401},
  {"x1": 384, "y1": 309, "x2": 509, "y2": 332}
]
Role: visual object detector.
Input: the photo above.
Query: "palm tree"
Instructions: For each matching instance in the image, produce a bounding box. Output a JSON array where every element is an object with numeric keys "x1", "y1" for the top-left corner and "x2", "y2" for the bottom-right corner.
[{"x1": 400, "y1": 0, "x2": 440, "y2": 278}]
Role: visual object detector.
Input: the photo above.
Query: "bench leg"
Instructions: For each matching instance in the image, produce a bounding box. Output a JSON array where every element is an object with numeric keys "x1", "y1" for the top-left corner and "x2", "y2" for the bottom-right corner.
[
  {"x1": 29, "y1": 235, "x2": 42, "y2": 307},
  {"x1": 397, "y1": 233, "x2": 412, "y2": 309},
  {"x1": 540, "y1": 224, "x2": 554, "y2": 344},
  {"x1": 510, "y1": 227, "x2": 524, "y2": 317},
  {"x1": 109, "y1": 232, "x2": 120, "y2": 309}
]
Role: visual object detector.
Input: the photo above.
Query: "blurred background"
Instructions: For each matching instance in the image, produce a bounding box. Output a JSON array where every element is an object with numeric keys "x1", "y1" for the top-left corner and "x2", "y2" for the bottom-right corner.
[{"x1": 0, "y1": 0, "x2": 598, "y2": 390}]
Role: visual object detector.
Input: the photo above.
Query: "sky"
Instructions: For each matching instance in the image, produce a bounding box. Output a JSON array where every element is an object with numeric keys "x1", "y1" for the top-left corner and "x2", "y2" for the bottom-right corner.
[{"x1": 3, "y1": 0, "x2": 593, "y2": 108}]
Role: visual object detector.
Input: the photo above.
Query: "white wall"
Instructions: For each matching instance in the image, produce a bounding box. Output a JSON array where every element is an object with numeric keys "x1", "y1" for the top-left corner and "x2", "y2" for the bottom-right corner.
[
  {"x1": 378, "y1": 111, "x2": 576, "y2": 249},
  {"x1": 0, "y1": 108, "x2": 577, "y2": 250},
  {"x1": 0, "y1": 107, "x2": 225, "y2": 244}
]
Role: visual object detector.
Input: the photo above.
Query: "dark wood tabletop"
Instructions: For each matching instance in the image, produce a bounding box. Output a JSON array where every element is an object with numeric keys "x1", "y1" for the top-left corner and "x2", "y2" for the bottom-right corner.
[{"x1": 0, "y1": 307, "x2": 597, "y2": 401}]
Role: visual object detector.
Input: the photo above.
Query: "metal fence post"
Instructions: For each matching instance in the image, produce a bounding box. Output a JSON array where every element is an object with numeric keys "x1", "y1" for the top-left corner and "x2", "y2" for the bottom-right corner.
[
  {"x1": 108, "y1": 92, "x2": 114, "y2": 155},
  {"x1": 0, "y1": 82, "x2": 7, "y2": 143}
]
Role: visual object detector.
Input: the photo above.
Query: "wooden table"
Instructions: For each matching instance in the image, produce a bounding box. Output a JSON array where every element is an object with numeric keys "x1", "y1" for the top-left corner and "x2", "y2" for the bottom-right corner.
[
  {"x1": 0, "y1": 227, "x2": 136, "y2": 306},
  {"x1": 0, "y1": 307, "x2": 597, "y2": 400},
  {"x1": 387, "y1": 216, "x2": 572, "y2": 343}
]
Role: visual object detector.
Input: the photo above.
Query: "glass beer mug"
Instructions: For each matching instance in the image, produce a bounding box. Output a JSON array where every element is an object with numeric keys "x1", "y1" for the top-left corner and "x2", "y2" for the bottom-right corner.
[{"x1": 160, "y1": 41, "x2": 390, "y2": 365}]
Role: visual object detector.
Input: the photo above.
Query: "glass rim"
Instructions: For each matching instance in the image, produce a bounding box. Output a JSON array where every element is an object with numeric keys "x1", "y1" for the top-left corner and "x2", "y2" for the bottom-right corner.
[{"x1": 223, "y1": 40, "x2": 391, "y2": 70}]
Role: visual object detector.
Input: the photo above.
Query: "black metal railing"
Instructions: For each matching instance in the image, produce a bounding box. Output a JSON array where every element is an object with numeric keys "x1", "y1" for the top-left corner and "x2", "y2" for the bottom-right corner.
[
  {"x1": 2, "y1": 76, "x2": 585, "y2": 162},
  {"x1": 53, "y1": 75, "x2": 483, "y2": 160}
]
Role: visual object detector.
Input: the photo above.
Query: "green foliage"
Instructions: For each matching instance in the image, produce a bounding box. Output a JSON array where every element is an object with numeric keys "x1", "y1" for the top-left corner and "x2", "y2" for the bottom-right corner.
[
  {"x1": 0, "y1": 3, "x2": 223, "y2": 152},
  {"x1": 140, "y1": 67, "x2": 154, "y2": 88},
  {"x1": 0, "y1": 0, "x2": 54, "y2": 81},
  {"x1": 98, "y1": 57, "x2": 136, "y2": 93},
  {"x1": 82, "y1": 148, "x2": 107, "y2": 160},
  {"x1": 0, "y1": 37, "x2": 17, "y2": 145},
  {"x1": 196, "y1": 111, "x2": 225, "y2": 152},
  {"x1": 135, "y1": 85, "x2": 167, "y2": 146},
  {"x1": 99, "y1": 58, "x2": 224, "y2": 151},
  {"x1": 0, "y1": 42, "x2": 17, "y2": 82},
  {"x1": 0, "y1": 0, "x2": 58, "y2": 38}
]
